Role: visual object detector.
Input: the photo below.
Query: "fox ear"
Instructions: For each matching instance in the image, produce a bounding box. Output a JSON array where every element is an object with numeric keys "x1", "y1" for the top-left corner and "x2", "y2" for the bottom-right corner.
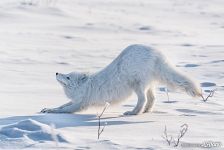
[{"x1": 80, "y1": 74, "x2": 88, "y2": 82}]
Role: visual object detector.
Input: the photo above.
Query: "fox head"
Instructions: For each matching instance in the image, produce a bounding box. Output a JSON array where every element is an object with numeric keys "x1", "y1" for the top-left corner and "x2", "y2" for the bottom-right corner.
[{"x1": 56, "y1": 72, "x2": 89, "y2": 100}]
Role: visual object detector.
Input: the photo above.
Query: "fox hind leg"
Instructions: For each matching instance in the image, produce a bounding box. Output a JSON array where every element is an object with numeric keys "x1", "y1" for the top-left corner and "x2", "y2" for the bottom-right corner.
[
  {"x1": 124, "y1": 87, "x2": 147, "y2": 115},
  {"x1": 143, "y1": 88, "x2": 155, "y2": 113}
]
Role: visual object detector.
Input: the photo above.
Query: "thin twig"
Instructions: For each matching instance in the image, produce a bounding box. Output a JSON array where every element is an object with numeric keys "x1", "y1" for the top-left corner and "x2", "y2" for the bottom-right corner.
[
  {"x1": 201, "y1": 89, "x2": 216, "y2": 102},
  {"x1": 162, "y1": 124, "x2": 188, "y2": 147},
  {"x1": 97, "y1": 103, "x2": 110, "y2": 139},
  {"x1": 174, "y1": 124, "x2": 188, "y2": 147},
  {"x1": 166, "y1": 87, "x2": 170, "y2": 102},
  {"x1": 162, "y1": 125, "x2": 173, "y2": 145}
]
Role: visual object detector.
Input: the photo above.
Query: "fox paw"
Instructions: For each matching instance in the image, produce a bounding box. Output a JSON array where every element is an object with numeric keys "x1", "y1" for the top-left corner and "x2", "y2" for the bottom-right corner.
[
  {"x1": 143, "y1": 109, "x2": 150, "y2": 113},
  {"x1": 40, "y1": 108, "x2": 56, "y2": 113},
  {"x1": 123, "y1": 111, "x2": 138, "y2": 115}
]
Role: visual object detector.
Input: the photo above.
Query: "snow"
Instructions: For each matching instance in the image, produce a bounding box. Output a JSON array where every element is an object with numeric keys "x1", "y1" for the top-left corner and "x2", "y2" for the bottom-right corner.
[
  {"x1": 0, "y1": 0, "x2": 223, "y2": 149},
  {"x1": 0, "y1": 119, "x2": 68, "y2": 142}
]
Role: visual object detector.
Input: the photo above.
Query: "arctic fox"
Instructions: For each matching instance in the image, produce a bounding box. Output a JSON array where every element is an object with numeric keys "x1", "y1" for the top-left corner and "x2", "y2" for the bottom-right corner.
[{"x1": 41, "y1": 44, "x2": 202, "y2": 115}]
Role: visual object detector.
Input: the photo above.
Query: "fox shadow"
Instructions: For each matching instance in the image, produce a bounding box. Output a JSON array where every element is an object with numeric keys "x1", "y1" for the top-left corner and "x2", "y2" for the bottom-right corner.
[{"x1": 0, "y1": 113, "x2": 152, "y2": 129}]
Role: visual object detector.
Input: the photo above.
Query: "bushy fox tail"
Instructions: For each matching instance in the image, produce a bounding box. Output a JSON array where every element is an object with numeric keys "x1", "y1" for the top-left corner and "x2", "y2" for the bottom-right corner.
[{"x1": 156, "y1": 57, "x2": 202, "y2": 97}]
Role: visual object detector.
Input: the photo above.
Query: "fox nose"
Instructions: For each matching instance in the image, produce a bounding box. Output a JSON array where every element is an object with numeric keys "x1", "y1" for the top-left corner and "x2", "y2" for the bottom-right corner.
[{"x1": 56, "y1": 72, "x2": 58, "y2": 75}]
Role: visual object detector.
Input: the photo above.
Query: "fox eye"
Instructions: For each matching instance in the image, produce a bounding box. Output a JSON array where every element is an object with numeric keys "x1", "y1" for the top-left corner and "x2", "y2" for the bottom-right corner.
[{"x1": 66, "y1": 77, "x2": 70, "y2": 80}]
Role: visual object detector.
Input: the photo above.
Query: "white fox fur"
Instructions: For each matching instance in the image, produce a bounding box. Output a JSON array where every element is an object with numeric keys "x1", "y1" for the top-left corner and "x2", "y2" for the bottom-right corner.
[{"x1": 41, "y1": 44, "x2": 202, "y2": 115}]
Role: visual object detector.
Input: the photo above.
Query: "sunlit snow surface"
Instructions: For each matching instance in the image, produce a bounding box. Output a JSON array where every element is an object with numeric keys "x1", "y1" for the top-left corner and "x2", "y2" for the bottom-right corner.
[{"x1": 0, "y1": 0, "x2": 223, "y2": 149}]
